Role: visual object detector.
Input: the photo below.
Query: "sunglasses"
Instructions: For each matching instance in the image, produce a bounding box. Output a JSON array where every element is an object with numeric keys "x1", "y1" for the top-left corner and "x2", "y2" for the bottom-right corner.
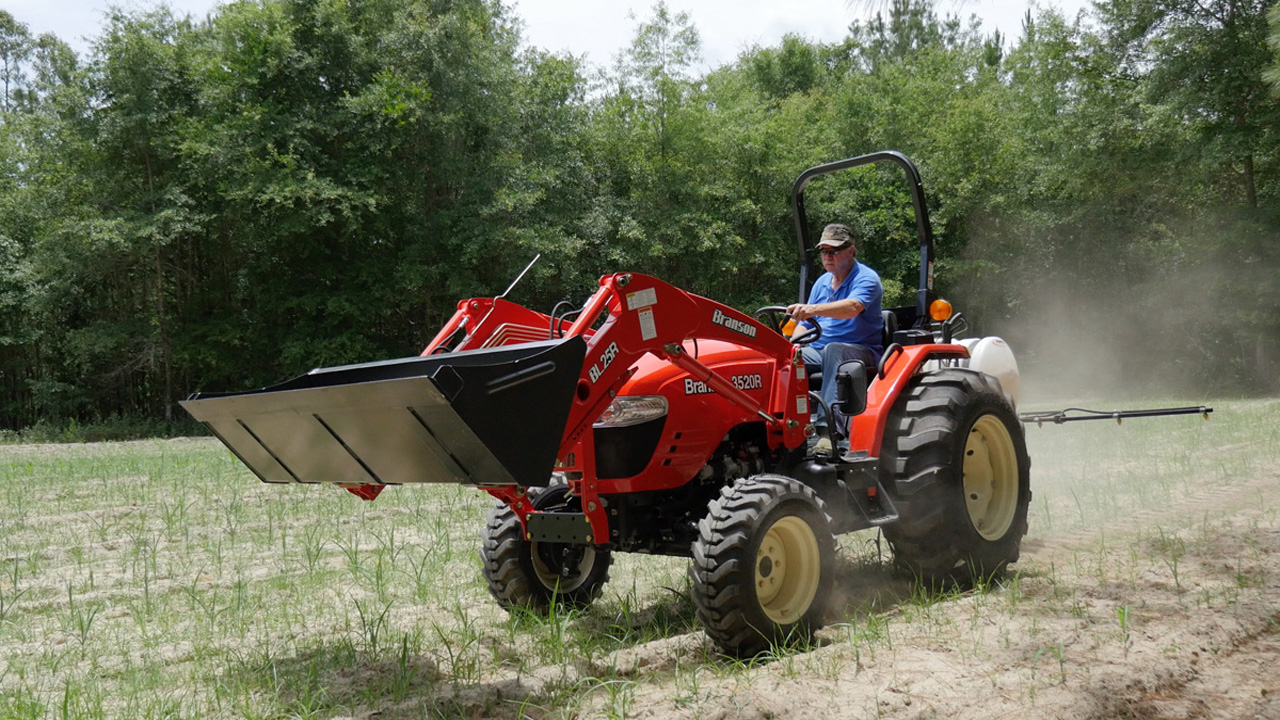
[{"x1": 819, "y1": 247, "x2": 848, "y2": 257}]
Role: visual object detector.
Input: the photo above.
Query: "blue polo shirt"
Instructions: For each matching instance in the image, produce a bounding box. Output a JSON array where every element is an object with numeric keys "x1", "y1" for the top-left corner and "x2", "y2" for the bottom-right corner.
[{"x1": 808, "y1": 261, "x2": 884, "y2": 355}]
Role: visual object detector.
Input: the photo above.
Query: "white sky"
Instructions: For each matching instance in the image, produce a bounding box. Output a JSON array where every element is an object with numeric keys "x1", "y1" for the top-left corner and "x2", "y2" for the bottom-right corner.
[{"x1": 7, "y1": 0, "x2": 1091, "y2": 71}]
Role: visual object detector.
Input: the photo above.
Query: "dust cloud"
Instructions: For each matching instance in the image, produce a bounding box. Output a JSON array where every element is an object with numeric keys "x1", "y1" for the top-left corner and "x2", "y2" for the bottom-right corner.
[
  {"x1": 947, "y1": 215, "x2": 1275, "y2": 520},
  {"x1": 953, "y1": 222, "x2": 1279, "y2": 407}
]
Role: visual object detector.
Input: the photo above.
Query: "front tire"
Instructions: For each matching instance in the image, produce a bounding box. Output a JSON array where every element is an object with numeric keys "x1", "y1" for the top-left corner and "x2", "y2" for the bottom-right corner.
[
  {"x1": 481, "y1": 486, "x2": 612, "y2": 611},
  {"x1": 880, "y1": 368, "x2": 1031, "y2": 586},
  {"x1": 690, "y1": 475, "x2": 836, "y2": 656}
]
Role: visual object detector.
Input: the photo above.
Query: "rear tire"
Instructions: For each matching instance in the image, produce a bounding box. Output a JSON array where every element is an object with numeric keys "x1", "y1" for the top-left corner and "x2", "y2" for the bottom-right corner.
[
  {"x1": 690, "y1": 475, "x2": 836, "y2": 656},
  {"x1": 481, "y1": 486, "x2": 611, "y2": 611},
  {"x1": 880, "y1": 368, "x2": 1031, "y2": 586}
]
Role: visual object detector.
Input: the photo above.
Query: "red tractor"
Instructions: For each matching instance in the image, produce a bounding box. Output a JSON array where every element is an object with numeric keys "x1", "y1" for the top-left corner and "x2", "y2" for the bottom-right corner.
[{"x1": 184, "y1": 152, "x2": 1032, "y2": 655}]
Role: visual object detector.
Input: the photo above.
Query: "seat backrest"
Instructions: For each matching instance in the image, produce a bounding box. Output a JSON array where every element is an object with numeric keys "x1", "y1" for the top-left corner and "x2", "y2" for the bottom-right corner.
[
  {"x1": 882, "y1": 309, "x2": 898, "y2": 348},
  {"x1": 806, "y1": 310, "x2": 901, "y2": 391}
]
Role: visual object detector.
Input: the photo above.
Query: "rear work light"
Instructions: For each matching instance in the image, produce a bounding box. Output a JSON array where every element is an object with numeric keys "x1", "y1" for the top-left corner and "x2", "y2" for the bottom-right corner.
[{"x1": 595, "y1": 395, "x2": 669, "y2": 428}]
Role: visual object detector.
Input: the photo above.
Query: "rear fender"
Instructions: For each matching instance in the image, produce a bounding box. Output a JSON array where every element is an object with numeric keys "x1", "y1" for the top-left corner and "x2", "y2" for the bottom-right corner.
[{"x1": 849, "y1": 344, "x2": 969, "y2": 458}]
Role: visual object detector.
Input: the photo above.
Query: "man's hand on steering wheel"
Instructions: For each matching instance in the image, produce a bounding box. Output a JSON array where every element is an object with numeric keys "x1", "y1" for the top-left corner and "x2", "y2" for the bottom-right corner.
[
  {"x1": 788, "y1": 318, "x2": 822, "y2": 345},
  {"x1": 786, "y1": 302, "x2": 816, "y2": 322},
  {"x1": 784, "y1": 303, "x2": 823, "y2": 345},
  {"x1": 754, "y1": 305, "x2": 822, "y2": 346}
]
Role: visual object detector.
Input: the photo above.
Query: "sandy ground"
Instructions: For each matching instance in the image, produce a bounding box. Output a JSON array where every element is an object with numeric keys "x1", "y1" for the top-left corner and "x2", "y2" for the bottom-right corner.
[{"x1": 575, "y1": 467, "x2": 1280, "y2": 720}]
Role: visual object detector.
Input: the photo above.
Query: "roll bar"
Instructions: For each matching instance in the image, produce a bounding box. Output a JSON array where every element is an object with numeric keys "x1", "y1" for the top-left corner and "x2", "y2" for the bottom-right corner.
[{"x1": 790, "y1": 151, "x2": 936, "y2": 318}]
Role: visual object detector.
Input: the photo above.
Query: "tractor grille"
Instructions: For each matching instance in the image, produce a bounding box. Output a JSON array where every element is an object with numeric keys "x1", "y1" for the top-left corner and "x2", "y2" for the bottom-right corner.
[{"x1": 594, "y1": 418, "x2": 666, "y2": 479}]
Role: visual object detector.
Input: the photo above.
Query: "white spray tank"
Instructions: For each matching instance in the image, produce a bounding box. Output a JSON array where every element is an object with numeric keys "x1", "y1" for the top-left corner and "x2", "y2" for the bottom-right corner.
[{"x1": 956, "y1": 337, "x2": 1021, "y2": 405}]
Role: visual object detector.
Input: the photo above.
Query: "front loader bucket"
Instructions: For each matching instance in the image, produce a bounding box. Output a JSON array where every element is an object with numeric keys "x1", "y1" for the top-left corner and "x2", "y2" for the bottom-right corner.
[{"x1": 181, "y1": 337, "x2": 586, "y2": 488}]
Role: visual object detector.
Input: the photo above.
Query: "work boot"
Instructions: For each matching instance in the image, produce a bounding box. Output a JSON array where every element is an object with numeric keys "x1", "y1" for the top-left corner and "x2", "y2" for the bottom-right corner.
[{"x1": 811, "y1": 435, "x2": 833, "y2": 455}]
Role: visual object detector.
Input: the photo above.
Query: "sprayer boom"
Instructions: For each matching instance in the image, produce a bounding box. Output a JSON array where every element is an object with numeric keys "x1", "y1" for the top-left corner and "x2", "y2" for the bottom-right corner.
[{"x1": 1019, "y1": 405, "x2": 1213, "y2": 427}]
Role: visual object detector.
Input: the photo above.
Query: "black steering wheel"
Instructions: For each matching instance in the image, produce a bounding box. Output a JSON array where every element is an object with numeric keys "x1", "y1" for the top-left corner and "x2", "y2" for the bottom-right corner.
[{"x1": 754, "y1": 306, "x2": 822, "y2": 346}]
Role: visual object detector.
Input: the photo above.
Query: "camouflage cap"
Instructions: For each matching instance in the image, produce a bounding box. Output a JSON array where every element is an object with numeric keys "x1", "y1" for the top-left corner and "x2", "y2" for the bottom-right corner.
[{"x1": 816, "y1": 223, "x2": 855, "y2": 251}]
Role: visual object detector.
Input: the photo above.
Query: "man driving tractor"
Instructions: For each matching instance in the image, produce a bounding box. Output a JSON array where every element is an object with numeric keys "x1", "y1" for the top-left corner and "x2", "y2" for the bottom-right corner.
[{"x1": 787, "y1": 223, "x2": 884, "y2": 453}]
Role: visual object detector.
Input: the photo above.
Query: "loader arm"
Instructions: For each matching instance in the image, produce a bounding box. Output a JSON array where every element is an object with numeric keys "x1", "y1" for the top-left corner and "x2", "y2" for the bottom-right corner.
[
  {"x1": 488, "y1": 272, "x2": 813, "y2": 543},
  {"x1": 419, "y1": 272, "x2": 810, "y2": 460},
  {"x1": 422, "y1": 297, "x2": 580, "y2": 354},
  {"x1": 551, "y1": 273, "x2": 810, "y2": 462}
]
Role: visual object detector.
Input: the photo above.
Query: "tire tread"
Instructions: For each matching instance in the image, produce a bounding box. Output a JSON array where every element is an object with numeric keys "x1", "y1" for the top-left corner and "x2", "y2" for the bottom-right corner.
[
  {"x1": 689, "y1": 475, "x2": 835, "y2": 656},
  {"x1": 880, "y1": 368, "x2": 1031, "y2": 586}
]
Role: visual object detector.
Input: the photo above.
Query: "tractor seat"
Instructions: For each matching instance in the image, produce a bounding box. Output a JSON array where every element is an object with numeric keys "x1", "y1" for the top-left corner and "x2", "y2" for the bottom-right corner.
[
  {"x1": 881, "y1": 309, "x2": 898, "y2": 347},
  {"x1": 806, "y1": 310, "x2": 898, "y2": 391}
]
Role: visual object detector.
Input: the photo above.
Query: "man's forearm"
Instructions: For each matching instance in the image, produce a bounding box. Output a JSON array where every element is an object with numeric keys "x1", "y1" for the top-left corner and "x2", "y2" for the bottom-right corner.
[{"x1": 787, "y1": 299, "x2": 866, "y2": 321}]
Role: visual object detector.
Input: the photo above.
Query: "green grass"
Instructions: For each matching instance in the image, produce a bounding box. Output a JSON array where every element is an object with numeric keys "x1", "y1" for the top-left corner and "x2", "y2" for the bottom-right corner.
[
  {"x1": 1020, "y1": 397, "x2": 1277, "y2": 537},
  {"x1": 0, "y1": 439, "x2": 705, "y2": 718},
  {"x1": 0, "y1": 398, "x2": 1275, "y2": 719}
]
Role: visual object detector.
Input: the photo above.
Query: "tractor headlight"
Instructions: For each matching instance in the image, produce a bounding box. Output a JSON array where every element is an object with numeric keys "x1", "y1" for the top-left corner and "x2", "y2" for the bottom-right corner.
[{"x1": 594, "y1": 395, "x2": 669, "y2": 428}]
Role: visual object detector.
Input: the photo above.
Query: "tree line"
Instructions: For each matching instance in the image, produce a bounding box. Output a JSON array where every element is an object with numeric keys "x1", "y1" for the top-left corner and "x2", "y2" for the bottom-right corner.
[{"x1": 0, "y1": 0, "x2": 1276, "y2": 431}]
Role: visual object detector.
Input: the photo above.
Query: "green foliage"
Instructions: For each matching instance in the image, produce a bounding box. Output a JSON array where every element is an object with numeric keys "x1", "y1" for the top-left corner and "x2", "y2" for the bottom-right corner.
[
  {"x1": 0, "y1": 0, "x2": 1277, "y2": 432},
  {"x1": 0, "y1": 414, "x2": 204, "y2": 443},
  {"x1": 0, "y1": 11, "x2": 32, "y2": 111},
  {"x1": 1267, "y1": 2, "x2": 1280, "y2": 93},
  {"x1": 747, "y1": 34, "x2": 820, "y2": 100}
]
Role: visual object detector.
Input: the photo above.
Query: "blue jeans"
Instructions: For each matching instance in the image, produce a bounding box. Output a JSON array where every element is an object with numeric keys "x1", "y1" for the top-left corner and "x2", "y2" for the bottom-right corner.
[{"x1": 801, "y1": 342, "x2": 880, "y2": 434}]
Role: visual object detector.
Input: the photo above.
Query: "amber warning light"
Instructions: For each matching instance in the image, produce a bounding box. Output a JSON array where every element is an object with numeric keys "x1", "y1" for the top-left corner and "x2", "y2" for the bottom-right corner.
[{"x1": 929, "y1": 299, "x2": 954, "y2": 322}]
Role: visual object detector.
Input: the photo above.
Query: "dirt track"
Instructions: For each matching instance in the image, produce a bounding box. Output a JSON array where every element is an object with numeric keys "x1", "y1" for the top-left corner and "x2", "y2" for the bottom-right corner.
[
  {"x1": 556, "y1": 411, "x2": 1280, "y2": 720},
  {"x1": 570, "y1": 487, "x2": 1279, "y2": 719}
]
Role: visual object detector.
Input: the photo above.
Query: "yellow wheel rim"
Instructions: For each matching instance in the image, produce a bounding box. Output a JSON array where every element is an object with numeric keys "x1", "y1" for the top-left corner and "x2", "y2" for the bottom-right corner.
[
  {"x1": 963, "y1": 414, "x2": 1020, "y2": 541},
  {"x1": 755, "y1": 516, "x2": 821, "y2": 624}
]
